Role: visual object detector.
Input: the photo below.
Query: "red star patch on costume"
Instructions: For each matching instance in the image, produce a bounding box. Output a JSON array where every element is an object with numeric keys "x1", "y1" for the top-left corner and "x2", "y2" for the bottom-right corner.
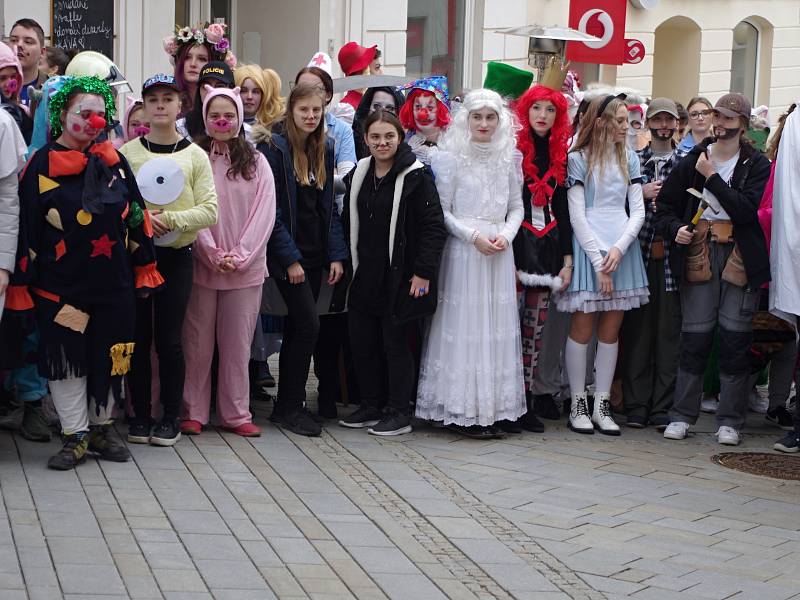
[
  {"x1": 90, "y1": 234, "x2": 117, "y2": 259},
  {"x1": 311, "y1": 53, "x2": 327, "y2": 66}
]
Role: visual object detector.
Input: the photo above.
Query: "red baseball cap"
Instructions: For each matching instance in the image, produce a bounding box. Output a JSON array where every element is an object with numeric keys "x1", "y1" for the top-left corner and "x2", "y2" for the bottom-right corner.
[{"x1": 337, "y1": 42, "x2": 377, "y2": 76}]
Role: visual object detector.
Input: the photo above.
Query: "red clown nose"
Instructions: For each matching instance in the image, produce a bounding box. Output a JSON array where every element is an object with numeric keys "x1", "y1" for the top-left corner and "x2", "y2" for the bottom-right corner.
[
  {"x1": 88, "y1": 114, "x2": 107, "y2": 130},
  {"x1": 416, "y1": 108, "x2": 430, "y2": 121}
]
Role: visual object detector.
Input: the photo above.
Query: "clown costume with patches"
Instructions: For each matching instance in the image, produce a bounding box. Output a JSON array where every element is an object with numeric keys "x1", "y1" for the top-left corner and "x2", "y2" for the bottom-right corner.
[
  {"x1": 6, "y1": 76, "x2": 164, "y2": 470},
  {"x1": 415, "y1": 89, "x2": 526, "y2": 437}
]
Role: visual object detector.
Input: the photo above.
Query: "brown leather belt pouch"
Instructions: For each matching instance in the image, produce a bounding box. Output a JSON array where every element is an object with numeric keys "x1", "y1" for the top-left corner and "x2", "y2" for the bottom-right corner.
[
  {"x1": 651, "y1": 237, "x2": 665, "y2": 260},
  {"x1": 709, "y1": 221, "x2": 734, "y2": 244},
  {"x1": 685, "y1": 220, "x2": 711, "y2": 283}
]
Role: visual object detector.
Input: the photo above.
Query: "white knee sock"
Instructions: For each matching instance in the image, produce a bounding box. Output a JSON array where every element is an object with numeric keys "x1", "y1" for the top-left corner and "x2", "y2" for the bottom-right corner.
[
  {"x1": 49, "y1": 377, "x2": 89, "y2": 435},
  {"x1": 594, "y1": 341, "x2": 619, "y2": 397},
  {"x1": 565, "y1": 338, "x2": 588, "y2": 396}
]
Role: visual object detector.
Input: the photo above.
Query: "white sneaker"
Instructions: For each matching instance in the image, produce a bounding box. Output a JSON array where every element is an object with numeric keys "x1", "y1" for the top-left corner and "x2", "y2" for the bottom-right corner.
[
  {"x1": 663, "y1": 421, "x2": 690, "y2": 440},
  {"x1": 700, "y1": 394, "x2": 719, "y2": 414},
  {"x1": 569, "y1": 392, "x2": 594, "y2": 434},
  {"x1": 748, "y1": 388, "x2": 769, "y2": 414},
  {"x1": 592, "y1": 393, "x2": 620, "y2": 436},
  {"x1": 717, "y1": 426, "x2": 740, "y2": 446}
]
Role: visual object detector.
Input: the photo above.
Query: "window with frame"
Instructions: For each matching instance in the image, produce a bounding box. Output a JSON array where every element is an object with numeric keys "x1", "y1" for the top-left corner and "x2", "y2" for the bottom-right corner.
[
  {"x1": 730, "y1": 21, "x2": 758, "y2": 100},
  {"x1": 406, "y1": 0, "x2": 466, "y2": 95}
]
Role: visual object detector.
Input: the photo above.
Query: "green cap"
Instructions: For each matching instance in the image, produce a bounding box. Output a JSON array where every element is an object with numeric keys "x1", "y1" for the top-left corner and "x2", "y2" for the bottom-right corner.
[{"x1": 483, "y1": 61, "x2": 533, "y2": 100}]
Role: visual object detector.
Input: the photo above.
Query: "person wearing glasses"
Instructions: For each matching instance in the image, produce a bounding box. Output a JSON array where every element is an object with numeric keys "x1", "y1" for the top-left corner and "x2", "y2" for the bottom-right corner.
[
  {"x1": 352, "y1": 87, "x2": 406, "y2": 159},
  {"x1": 678, "y1": 96, "x2": 714, "y2": 152}
]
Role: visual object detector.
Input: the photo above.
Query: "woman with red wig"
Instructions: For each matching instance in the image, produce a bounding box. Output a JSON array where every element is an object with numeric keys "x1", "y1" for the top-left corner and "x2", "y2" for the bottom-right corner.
[
  {"x1": 512, "y1": 82, "x2": 574, "y2": 432},
  {"x1": 399, "y1": 76, "x2": 451, "y2": 166}
]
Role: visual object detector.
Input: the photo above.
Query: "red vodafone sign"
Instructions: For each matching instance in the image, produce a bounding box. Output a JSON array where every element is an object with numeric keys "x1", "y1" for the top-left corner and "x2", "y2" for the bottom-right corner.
[
  {"x1": 624, "y1": 38, "x2": 645, "y2": 64},
  {"x1": 566, "y1": 0, "x2": 627, "y2": 65}
]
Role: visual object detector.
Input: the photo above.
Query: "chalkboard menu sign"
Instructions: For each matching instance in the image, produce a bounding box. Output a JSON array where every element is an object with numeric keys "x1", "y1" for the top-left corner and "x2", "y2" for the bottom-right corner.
[{"x1": 52, "y1": 0, "x2": 115, "y2": 59}]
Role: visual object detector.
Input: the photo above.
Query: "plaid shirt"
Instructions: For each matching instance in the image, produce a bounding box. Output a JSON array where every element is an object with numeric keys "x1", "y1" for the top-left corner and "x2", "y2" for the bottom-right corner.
[{"x1": 636, "y1": 144, "x2": 687, "y2": 292}]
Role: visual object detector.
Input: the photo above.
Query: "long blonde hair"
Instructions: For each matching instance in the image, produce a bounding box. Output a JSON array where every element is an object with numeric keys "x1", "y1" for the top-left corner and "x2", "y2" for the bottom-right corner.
[
  {"x1": 571, "y1": 96, "x2": 628, "y2": 180},
  {"x1": 234, "y1": 64, "x2": 285, "y2": 128},
  {"x1": 285, "y1": 84, "x2": 327, "y2": 190},
  {"x1": 261, "y1": 68, "x2": 285, "y2": 126}
]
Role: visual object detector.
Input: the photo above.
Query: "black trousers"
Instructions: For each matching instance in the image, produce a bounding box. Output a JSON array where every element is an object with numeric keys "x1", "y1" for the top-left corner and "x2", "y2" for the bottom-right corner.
[
  {"x1": 348, "y1": 307, "x2": 414, "y2": 415},
  {"x1": 274, "y1": 268, "x2": 322, "y2": 414},
  {"x1": 129, "y1": 246, "x2": 194, "y2": 424}
]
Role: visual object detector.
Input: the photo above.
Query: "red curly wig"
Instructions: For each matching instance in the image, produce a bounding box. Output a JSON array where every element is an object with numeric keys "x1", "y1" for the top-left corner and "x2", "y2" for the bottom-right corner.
[
  {"x1": 399, "y1": 89, "x2": 451, "y2": 132},
  {"x1": 515, "y1": 85, "x2": 571, "y2": 185}
]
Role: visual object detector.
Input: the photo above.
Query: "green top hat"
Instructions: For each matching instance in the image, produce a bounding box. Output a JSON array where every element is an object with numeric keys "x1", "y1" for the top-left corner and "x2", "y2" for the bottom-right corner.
[{"x1": 483, "y1": 61, "x2": 534, "y2": 100}]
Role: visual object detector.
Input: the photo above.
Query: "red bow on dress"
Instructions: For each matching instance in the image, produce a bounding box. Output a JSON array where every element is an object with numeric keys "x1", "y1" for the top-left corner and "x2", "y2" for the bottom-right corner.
[
  {"x1": 48, "y1": 141, "x2": 121, "y2": 178},
  {"x1": 527, "y1": 167, "x2": 556, "y2": 208}
]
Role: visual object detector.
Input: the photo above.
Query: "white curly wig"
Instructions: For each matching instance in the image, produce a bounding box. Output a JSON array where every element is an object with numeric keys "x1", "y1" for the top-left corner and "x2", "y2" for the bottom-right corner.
[{"x1": 438, "y1": 88, "x2": 521, "y2": 166}]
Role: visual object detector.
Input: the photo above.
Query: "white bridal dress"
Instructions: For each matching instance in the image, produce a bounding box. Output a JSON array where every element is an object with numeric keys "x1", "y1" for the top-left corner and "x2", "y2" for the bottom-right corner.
[{"x1": 415, "y1": 145, "x2": 526, "y2": 426}]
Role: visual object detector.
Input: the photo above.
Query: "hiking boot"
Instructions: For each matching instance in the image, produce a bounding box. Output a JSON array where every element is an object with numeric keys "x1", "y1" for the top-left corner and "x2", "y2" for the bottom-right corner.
[
  {"x1": 20, "y1": 402, "x2": 52, "y2": 442},
  {"x1": 48, "y1": 433, "x2": 89, "y2": 470},
  {"x1": 88, "y1": 425, "x2": 131, "y2": 462},
  {"x1": 519, "y1": 411, "x2": 545, "y2": 433}
]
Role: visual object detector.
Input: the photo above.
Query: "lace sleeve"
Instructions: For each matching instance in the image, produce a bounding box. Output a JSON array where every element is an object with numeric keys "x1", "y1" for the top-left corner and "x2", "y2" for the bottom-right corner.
[{"x1": 431, "y1": 151, "x2": 475, "y2": 242}]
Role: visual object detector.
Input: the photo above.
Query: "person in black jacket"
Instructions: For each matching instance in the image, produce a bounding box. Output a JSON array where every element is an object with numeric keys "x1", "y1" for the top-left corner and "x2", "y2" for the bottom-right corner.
[
  {"x1": 257, "y1": 83, "x2": 348, "y2": 437},
  {"x1": 352, "y1": 87, "x2": 406, "y2": 159},
  {"x1": 338, "y1": 110, "x2": 446, "y2": 436},
  {"x1": 655, "y1": 93, "x2": 771, "y2": 446}
]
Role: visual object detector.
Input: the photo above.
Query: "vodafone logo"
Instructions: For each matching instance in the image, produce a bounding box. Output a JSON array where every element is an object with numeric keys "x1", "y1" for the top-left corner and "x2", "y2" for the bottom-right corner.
[
  {"x1": 625, "y1": 39, "x2": 645, "y2": 64},
  {"x1": 578, "y1": 9, "x2": 614, "y2": 49}
]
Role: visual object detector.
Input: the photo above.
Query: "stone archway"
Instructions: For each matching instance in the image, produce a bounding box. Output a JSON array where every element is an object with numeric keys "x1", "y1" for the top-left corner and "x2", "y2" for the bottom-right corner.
[{"x1": 652, "y1": 16, "x2": 701, "y2": 105}]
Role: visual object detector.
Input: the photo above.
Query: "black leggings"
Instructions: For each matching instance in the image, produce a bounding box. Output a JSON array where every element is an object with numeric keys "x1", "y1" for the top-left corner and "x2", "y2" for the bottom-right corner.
[{"x1": 129, "y1": 246, "x2": 194, "y2": 424}]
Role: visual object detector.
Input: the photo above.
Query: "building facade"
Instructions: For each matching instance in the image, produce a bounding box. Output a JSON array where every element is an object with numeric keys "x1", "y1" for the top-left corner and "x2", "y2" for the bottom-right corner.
[{"x1": 3, "y1": 0, "x2": 799, "y2": 122}]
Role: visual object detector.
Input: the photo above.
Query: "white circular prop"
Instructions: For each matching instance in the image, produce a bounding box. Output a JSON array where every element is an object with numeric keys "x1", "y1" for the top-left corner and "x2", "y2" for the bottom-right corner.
[
  {"x1": 154, "y1": 230, "x2": 181, "y2": 247},
  {"x1": 136, "y1": 157, "x2": 185, "y2": 206}
]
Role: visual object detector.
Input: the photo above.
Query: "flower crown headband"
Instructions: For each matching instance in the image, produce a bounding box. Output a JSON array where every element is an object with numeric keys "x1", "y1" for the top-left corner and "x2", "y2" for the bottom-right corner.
[{"x1": 163, "y1": 22, "x2": 237, "y2": 69}]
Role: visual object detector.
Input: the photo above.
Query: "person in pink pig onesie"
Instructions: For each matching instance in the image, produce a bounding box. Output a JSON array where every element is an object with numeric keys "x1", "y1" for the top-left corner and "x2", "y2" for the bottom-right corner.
[{"x1": 180, "y1": 85, "x2": 276, "y2": 437}]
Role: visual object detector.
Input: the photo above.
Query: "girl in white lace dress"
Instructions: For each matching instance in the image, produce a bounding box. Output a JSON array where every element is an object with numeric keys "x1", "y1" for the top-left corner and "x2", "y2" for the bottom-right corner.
[{"x1": 416, "y1": 89, "x2": 526, "y2": 438}]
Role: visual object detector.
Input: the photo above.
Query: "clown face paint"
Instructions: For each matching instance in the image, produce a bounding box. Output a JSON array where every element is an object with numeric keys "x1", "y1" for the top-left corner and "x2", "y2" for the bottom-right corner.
[
  {"x1": 127, "y1": 107, "x2": 150, "y2": 140},
  {"x1": 206, "y1": 95, "x2": 239, "y2": 141},
  {"x1": 413, "y1": 93, "x2": 439, "y2": 133},
  {"x1": 61, "y1": 94, "x2": 107, "y2": 146}
]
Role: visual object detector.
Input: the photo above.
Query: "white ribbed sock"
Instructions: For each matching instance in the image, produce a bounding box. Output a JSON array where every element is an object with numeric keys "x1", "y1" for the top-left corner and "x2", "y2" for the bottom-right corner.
[
  {"x1": 565, "y1": 338, "x2": 588, "y2": 396},
  {"x1": 594, "y1": 340, "x2": 619, "y2": 396}
]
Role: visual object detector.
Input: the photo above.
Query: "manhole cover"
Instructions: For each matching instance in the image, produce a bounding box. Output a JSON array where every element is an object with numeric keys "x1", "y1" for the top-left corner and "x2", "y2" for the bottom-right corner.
[{"x1": 711, "y1": 452, "x2": 800, "y2": 481}]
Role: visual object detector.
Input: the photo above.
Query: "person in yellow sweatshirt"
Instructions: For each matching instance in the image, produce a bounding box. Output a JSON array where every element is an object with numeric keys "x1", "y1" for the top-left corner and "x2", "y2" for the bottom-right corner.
[{"x1": 120, "y1": 73, "x2": 217, "y2": 447}]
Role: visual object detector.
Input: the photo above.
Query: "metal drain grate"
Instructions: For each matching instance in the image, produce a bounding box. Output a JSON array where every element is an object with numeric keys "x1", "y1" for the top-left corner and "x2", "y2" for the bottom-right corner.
[{"x1": 711, "y1": 452, "x2": 800, "y2": 481}]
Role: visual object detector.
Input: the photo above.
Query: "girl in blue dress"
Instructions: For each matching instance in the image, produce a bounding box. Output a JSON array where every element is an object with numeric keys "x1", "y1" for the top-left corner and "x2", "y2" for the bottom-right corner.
[{"x1": 557, "y1": 95, "x2": 648, "y2": 436}]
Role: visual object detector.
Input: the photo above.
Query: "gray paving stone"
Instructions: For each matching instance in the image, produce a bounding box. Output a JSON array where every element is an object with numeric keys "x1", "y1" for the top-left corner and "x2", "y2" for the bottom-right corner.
[
  {"x1": 166, "y1": 510, "x2": 230, "y2": 535},
  {"x1": 346, "y1": 546, "x2": 420, "y2": 575},
  {"x1": 152, "y1": 569, "x2": 208, "y2": 593},
  {"x1": 324, "y1": 521, "x2": 394, "y2": 548},
  {"x1": 194, "y1": 559, "x2": 269, "y2": 590},
  {"x1": 48, "y1": 536, "x2": 114, "y2": 565},
  {"x1": 370, "y1": 573, "x2": 449, "y2": 600},
  {"x1": 270, "y1": 537, "x2": 326, "y2": 565},
  {"x1": 54, "y1": 564, "x2": 126, "y2": 595},
  {"x1": 480, "y1": 563, "x2": 559, "y2": 593},
  {"x1": 240, "y1": 540, "x2": 284, "y2": 567},
  {"x1": 181, "y1": 534, "x2": 248, "y2": 561}
]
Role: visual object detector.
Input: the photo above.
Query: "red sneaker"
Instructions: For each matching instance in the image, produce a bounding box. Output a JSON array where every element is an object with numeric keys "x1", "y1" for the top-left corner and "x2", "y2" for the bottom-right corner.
[
  {"x1": 180, "y1": 420, "x2": 202, "y2": 435},
  {"x1": 223, "y1": 422, "x2": 262, "y2": 437}
]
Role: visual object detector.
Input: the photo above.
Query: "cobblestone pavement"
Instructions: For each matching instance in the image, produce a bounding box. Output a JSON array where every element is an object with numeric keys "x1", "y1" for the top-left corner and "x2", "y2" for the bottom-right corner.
[{"x1": 1, "y1": 390, "x2": 799, "y2": 599}]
